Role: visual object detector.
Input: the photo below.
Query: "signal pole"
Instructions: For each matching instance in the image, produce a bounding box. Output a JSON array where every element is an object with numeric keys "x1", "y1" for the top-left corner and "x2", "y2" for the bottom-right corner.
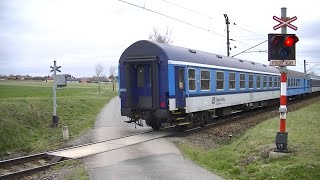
[
  {"x1": 50, "y1": 60, "x2": 61, "y2": 128},
  {"x1": 276, "y1": 7, "x2": 288, "y2": 152}
]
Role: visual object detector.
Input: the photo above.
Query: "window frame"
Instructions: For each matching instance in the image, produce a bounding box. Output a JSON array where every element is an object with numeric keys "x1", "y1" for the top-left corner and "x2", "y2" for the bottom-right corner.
[
  {"x1": 200, "y1": 69, "x2": 211, "y2": 91},
  {"x1": 256, "y1": 75, "x2": 261, "y2": 89},
  {"x1": 263, "y1": 75, "x2": 267, "y2": 88},
  {"x1": 188, "y1": 68, "x2": 196, "y2": 91},
  {"x1": 137, "y1": 66, "x2": 145, "y2": 88},
  {"x1": 249, "y1": 74, "x2": 254, "y2": 89},
  {"x1": 240, "y1": 73, "x2": 246, "y2": 89},
  {"x1": 269, "y1": 76, "x2": 273, "y2": 88},
  {"x1": 229, "y1": 72, "x2": 236, "y2": 90},
  {"x1": 216, "y1": 71, "x2": 224, "y2": 91},
  {"x1": 178, "y1": 68, "x2": 184, "y2": 90}
]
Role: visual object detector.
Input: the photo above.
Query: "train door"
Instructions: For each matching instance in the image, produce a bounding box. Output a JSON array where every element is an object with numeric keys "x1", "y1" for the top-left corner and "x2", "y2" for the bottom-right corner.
[
  {"x1": 135, "y1": 64, "x2": 153, "y2": 109},
  {"x1": 175, "y1": 67, "x2": 186, "y2": 108},
  {"x1": 124, "y1": 58, "x2": 160, "y2": 109}
]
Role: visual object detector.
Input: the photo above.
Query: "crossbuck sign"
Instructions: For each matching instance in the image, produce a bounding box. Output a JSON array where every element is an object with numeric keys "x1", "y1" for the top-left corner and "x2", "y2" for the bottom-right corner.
[{"x1": 273, "y1": 16, "x2": 298, "y2": 31}]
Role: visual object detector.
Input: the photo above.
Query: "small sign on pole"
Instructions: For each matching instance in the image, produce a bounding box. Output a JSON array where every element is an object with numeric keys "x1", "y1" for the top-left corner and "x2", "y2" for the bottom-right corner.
[
  {"x1": 55, "y1": 75, "x2": 66, "y2": 86},
  {"x1": 270, "y1": 60, "x2": 296, "y2": 66},
  {"x1": 273, "y1": 16, "x2": 298, "y2": 31}
]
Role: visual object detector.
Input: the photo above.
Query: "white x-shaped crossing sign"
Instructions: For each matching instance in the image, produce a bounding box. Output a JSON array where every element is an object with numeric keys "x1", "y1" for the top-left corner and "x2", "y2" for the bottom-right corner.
[{"x1": 273, "y1": 16, "x2": 298, "y2": 31}]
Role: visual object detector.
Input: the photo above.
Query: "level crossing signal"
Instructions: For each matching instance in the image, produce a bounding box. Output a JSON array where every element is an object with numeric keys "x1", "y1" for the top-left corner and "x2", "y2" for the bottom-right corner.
[{"x1": 268, "y1": 33, "x2": 299, "y2": 61}]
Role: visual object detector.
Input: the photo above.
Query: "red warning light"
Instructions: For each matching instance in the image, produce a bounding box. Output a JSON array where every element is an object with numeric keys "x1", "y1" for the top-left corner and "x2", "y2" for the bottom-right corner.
[
  {"x1": 284, "y1": 37, "x2": 294, "y2": 47},
  {"x1": 284, "y1": 35, "x2": 299, "y2": 47},
  {"x1": 160, "y1": 101, "x2": 165, "y2": 108}
]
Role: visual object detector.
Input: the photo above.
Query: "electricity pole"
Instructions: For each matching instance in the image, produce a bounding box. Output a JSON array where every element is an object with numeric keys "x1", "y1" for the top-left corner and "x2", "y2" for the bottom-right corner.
[{"x1": 224, "y1": 14, "x2": 230, "y2": 57}]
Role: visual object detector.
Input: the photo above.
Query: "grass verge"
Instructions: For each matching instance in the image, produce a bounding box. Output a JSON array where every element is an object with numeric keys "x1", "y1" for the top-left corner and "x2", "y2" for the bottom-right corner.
[
  {"x1": 178, "y1": 101, "x2": 320, "y2": 179},
  {"x1": 0, "y1": 80, "x2": 117, "y2": 156}
]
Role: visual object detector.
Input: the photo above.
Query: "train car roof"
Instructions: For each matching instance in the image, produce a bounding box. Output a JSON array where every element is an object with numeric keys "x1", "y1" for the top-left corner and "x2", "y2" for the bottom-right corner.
[
  {"x1": 310, "y1": 74, "x2": 320, "y2": 80},
  {"x1": 283, "y1": 69, "x2": 308, "y2": 78},
  {"x1": 120, "y1": 40, "x2": 280, "y2": 75}
]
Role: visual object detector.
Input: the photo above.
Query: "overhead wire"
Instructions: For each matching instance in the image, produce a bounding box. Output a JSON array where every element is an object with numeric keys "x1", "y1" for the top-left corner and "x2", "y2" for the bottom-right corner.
[
  {"x1": 117, "y1": 0, "x2": 225, "y2": 38},
  {"x1": 117, "y1": 0, "x2": 267, "y2": 54},
  {"x1": 159, "y1": 0, "x2": 267, "y2": 40}
]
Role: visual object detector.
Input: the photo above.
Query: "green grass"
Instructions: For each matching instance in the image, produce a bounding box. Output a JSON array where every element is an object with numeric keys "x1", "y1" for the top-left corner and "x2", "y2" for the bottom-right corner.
[
  {"x1": 179, "y1": 101, "x2": 320, "y2": 180},
  {"x1": 0, "y1": 80, "x2": 117, "y2": 156},
  {"x1": 53, "y1": 160, "x2": 89, "y2": 180}
]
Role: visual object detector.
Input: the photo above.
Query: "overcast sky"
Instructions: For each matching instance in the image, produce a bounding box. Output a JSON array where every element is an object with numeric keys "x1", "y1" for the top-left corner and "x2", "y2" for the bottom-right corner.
[{"x1": 1, "y1": 0, "x2": 320, "y2": 77}]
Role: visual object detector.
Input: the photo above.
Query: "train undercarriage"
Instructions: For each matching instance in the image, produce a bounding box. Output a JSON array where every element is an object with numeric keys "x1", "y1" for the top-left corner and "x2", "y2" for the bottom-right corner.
[{"x1": 124, "y1": 98, "x2": 281, "y2": 131}]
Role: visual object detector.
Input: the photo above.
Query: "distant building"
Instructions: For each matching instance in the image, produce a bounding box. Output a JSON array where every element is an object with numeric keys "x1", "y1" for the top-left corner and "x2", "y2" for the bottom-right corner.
[
  {"x1": 45, "y1": 77, "x2": 54, "y2": 83},
  {"x1": 66, "y1": 77, "x2": 80, "y2": 83},
  {"x1": 80, "y1": 78, "x2": 91, "y2": 84}
]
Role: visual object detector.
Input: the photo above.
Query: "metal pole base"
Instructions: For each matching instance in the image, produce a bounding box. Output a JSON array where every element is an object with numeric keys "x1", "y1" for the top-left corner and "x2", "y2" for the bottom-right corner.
[
  {"x1": 275, "y1": 132, "x2": 288, "y2": 152},
  {"x1": 52, "y1": 115, "x2": 59, "y2": 128}
]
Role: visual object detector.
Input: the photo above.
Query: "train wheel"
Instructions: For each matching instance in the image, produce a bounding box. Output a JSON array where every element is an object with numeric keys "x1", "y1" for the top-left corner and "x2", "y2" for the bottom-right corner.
[
  {"x1": 177, "y1": 125, "x2": 187, "y2": 132},
  {"x1": 200, "y1": 111, "x2": 208, "y2": 127},
  {"x1": 151, "y1": 119, "x2": 161, "y2": 131},
  {"x1": 152, "y1": 123, "x2": 160, "y2": 131}
]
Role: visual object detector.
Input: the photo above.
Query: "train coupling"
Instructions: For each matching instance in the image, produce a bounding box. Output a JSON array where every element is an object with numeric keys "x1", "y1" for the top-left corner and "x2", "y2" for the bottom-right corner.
[{"x1": 124, "y1": 118, "x2": 144, "y2": 128}]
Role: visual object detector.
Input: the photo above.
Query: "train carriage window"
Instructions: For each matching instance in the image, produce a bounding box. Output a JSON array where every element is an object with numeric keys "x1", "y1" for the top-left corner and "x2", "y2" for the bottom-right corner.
[
  {"x1": 188, "y1": 69, "x2": 196, "y2": 91},
  {"x1": 240, "y1": 73, "x2": 245, "y2": 89},
  {"x1": 292, "y1": 79, "x2": 294, "y2": 87},
  {"x1": 278, "y1": 77, "x2": 280, "y2": 88},
  {"x1": 249, "y1": 74, "x2": 253, "y2": 89},
  {"x1": 288, "y1": 78, "x2": 291, "y2": 87},
  {"x1": 216, "y1": 71, "x2": 224, "y2": 90},
  {"x1": 179, "y1": 68, "x2": 184, "y2": 90},
  {"x1": 269, "y1": 77, "x2": 273, "y2": 88},
  {"x1": 256, "y1": 75, "x2": 261, "y2": 89},
  {"x1": 201, "y1": 70, "x2": 210, "y2": 90},
  {"x1": 229, "y1": 72, "x2": 236, "y2": 90},
  {"x1": 137, "y1": 67, "x2": 145, "y2": 87},
  {"x1": 263, "y1": 76, "x2": 267, "y2": 88},
  {"x1": 273, "y1": 76, "x2": 276, "y2": 88}
]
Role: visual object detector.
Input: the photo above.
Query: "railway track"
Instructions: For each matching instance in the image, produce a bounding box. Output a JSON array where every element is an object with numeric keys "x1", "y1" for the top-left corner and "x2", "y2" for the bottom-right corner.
[
  {"x1": 0, "y1": 129, "x2": 168, "y2": 180},
  {"x1": 0, "y1": 153, "x2": 68, "y2": 180}
]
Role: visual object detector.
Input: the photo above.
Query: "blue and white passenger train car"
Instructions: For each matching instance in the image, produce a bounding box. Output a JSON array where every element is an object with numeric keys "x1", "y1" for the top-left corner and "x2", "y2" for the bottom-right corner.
[
  {"x1": 310, "y1": 75, "x2": 320, "y2": 93},
  {"x1": 118, "y1": 40, "x2": 316, "y2": 130}
]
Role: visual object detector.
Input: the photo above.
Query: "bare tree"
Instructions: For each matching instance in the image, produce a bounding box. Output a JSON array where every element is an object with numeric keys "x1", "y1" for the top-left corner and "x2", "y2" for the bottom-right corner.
[
  {"x1": 148, "y1": 27, "x2": 173, "y2": 44},
  {"x1": 95, "y1": 63, "x2": 104, "y2": 94},
  {"x1": 109, "y1": 65, "x2": 117, "y2": 91}
]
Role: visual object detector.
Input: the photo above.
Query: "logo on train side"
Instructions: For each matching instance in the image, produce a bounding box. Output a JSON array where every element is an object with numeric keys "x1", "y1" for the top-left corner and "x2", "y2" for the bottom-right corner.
[
  {"x1": 212, "y1": 97, "x2": 216, "y2": 104},
  {"x1": 212, "y1": 97, "x2": 225, "y2": 105}
]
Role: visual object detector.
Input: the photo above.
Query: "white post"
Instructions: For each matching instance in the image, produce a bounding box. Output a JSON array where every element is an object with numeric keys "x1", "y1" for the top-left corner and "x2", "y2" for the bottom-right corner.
[
  {"x1": 62, "y1": 126, "x2": 69, "y2": 140},
  {"x1": 50, "y1": 60, "x2": 61, "y2": 127},
  {"x1": 53, "y1": 61, "x2": 57, "y2": 118}
]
